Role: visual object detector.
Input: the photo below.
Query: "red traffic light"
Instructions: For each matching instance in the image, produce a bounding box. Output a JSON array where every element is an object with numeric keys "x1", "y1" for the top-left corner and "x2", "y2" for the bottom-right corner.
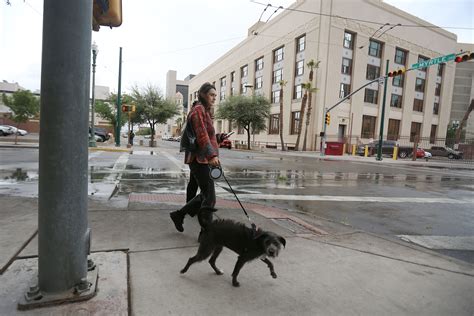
[
  {"x1": 121, "y1": 105, "x2": 129, "y2": 112},
  {"x1": 455, "y1": 52, "x2": 474, "y2": 63},
  {"x1": 387, "y1": 68, "x2": 405, "y2": 77}
]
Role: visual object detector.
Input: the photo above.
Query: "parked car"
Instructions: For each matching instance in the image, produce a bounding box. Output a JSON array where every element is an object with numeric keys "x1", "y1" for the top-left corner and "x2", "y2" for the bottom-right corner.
[
  {"x1": 357, "y1": 140, "x2": 397, "y2": 156},
  {"x1": 89, "y1": 127, "x2": 110, "y2": 142},
  {"x1": 409, "y1": 148, "x2": 430, "y2": 159},
  {"x1": 2, "y1": 125, "x2": 28, "y2": 136},
  {"x1": 426, "y1": 146, "x2": 463, "y2": 159},
  {"x1": 219, "y1": 139, "x2": 232, "y2": 149},
  {"x1": 0, "y1": 125, "x2": 15, "y2": 136}
]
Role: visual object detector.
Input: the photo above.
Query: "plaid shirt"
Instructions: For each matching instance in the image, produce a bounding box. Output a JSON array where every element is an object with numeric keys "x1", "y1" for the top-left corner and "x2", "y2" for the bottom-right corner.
[{"x1": 184, "y1": 103, "x2": 219, "y2": 164}]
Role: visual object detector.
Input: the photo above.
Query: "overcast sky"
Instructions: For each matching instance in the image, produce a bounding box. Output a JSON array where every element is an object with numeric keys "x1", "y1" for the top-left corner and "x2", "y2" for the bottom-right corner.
[{"x1": 1, "y1": 0, "x2": 473, "y2": 94}]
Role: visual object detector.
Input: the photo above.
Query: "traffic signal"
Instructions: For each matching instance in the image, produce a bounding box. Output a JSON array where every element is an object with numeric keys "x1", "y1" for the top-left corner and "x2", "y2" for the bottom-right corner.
[
  {"x1": 455, "y1": 52, "x2": 474, "y2": 63},
  {"x1": 387, "y1": 68, "x2": 406, "y2": 77},
  {"x1": 121, "y1": 104, "x2": 129, "y2": 112},
  {"x1": 325, "y1": 112, "x2": 330, "y2": 125},
  {"x1": 93, "y1": 0, "x2": 122, "y2": 31}
]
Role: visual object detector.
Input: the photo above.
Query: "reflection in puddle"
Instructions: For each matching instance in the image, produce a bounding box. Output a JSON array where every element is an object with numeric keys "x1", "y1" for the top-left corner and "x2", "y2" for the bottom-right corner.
[{"x1": 0, "y1": 168, "x2": 38, "y2": 184}]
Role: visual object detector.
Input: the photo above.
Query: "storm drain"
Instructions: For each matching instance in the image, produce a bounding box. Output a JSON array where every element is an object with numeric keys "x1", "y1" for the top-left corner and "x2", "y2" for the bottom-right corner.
[{"x1": 272, "y1": 218, "x2": 313, "y2": 234}]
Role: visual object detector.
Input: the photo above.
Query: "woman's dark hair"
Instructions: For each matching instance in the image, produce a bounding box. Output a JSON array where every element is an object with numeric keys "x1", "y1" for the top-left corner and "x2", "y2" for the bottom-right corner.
[{"x1": 198, "y1": 82, "x2": 216, "y2": 106}]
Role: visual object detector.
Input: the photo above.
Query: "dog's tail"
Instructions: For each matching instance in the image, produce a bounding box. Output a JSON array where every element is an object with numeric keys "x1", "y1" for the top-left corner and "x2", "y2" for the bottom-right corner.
[{"x1": 197, "y1": 207, "x2": 217, "y2": 228}]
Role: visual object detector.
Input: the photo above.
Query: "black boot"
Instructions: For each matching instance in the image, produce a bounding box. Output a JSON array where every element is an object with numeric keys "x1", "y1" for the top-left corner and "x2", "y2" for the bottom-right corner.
[{"x1": 170, "y1": 211, "x2": 184, "y2": 232}]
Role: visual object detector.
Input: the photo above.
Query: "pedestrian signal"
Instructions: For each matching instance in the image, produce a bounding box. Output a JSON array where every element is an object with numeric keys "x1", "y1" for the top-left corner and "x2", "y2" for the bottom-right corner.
[
  {"x1": 121, "y1": 104, "x2": 129, "y2": 112},
  {"x1": 93, "y1": 0, "x2": 122, "y2": 31}
]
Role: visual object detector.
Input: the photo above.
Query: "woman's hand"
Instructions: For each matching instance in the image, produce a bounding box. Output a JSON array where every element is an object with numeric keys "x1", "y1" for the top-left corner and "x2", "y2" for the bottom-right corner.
[{"x1": 209, "y1": 157, "x2": 220, "y2": 167}]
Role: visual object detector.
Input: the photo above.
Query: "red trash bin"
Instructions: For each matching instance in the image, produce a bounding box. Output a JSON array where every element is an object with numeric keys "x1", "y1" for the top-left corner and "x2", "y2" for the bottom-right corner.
[{"x1": 325, "y1": 142, "x2": 344, "y2": 155}]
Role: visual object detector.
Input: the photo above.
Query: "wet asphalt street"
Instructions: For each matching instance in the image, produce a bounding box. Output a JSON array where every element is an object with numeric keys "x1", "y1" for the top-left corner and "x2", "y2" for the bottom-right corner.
[{"x1": 1, "y1": 140, "x2": 473, "y2": 263}]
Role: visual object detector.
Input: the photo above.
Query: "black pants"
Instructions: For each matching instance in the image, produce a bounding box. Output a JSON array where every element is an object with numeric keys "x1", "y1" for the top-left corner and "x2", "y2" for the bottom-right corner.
[{"x1": 178, "y1": 160, "x2": 216, "y2": 226}]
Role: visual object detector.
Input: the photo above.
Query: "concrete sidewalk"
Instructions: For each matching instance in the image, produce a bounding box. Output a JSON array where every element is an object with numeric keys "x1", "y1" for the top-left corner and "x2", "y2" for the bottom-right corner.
[{"x1": 0, "y1": 194, "x2": 473, "y2": 315}]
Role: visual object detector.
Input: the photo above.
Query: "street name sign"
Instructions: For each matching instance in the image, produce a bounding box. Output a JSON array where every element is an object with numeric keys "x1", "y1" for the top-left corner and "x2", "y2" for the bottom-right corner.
[{"x1": 411, "y1": 53, "x2": 455, "y2": 70}]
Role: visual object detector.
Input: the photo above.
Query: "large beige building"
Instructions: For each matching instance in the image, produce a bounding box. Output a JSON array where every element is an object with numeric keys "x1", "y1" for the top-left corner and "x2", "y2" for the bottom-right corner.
[{"x1": 189, "y1": 0, "x2": 460, "y2": 150}]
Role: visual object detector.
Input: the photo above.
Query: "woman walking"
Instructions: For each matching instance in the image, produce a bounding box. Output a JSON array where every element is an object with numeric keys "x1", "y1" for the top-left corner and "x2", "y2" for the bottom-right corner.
[{"x1": 170, "y1": 82, "x2": 227, "y2": 232}]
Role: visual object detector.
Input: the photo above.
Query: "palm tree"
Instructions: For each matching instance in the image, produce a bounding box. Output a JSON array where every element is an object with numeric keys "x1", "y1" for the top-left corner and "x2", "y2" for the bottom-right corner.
[
  {"x1": 279, "y1": 80, "x2": 287, "y2": 151},
  {"x1": 302, "y1": 82, "x2": 318, "y2": 151},
  {"x1": 294, "y1": 85, "x2": 308, "y2": 151},
  {"x1": 301, "y1": 59, "x2": 320, "y2": 151}
]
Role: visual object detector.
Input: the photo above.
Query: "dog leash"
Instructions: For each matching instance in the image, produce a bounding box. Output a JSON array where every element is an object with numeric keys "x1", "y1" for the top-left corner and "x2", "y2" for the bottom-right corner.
[{"x1": 213, "y1": 163, "x2": 258, "y2": 232}]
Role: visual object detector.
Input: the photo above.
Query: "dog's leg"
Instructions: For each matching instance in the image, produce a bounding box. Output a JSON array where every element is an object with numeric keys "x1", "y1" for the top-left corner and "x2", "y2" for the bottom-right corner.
[
  {"x1": 180, "y1": 245, "x2": 214, "y2": 274},
  {"x1": 208, "y1": 245, "x2": 224, "y2": 275},
  {"x1": 231, "y1": 256, "x2": 247, "y2": 287},
  {"x1": 261, "y1": 258, "x2": 277, "y2": 278}
]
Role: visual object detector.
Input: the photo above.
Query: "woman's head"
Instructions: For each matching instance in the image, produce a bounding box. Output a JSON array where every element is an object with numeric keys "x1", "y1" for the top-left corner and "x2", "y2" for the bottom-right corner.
[{"x1": 198, "y1": 82, "x2": 217, "y2": 107}]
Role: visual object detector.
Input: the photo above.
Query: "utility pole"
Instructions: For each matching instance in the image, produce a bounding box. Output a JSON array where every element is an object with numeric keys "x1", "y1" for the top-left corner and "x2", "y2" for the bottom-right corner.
[
  {"x1": 376, "y1": 60, "x2": 389, "y2": 161},
  {"x1": 19, "y1": 0, "x2": 97, "y2": 309},
  {"x1": 115, "y1": 47, "x2": 122, "y2": 147}
]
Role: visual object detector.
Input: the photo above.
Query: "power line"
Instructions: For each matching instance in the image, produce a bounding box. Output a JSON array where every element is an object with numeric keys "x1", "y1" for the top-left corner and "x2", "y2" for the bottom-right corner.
[{"x1": 250, "y1": 0, "x2": 474, "y2": 30}]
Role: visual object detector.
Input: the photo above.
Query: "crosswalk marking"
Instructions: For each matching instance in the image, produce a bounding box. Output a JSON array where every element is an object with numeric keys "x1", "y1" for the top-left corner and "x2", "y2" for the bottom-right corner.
[
  {"x1": 398, "y1": 235, "x2": 474, "y2": 250},
  {"x1": 219, "y1": 193, "x2": 473, "y2": 204}
]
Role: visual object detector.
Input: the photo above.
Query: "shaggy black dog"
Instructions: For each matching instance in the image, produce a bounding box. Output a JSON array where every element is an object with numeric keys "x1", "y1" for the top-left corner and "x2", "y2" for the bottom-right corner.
[{"x1": 180, "y1": 219, "x2": 286, "y2": 287}]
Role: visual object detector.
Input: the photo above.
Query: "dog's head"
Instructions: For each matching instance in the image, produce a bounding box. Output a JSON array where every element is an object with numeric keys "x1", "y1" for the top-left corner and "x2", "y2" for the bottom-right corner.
[{"x1": 260, "y1": 232, "x2": 286, "y2": 258}]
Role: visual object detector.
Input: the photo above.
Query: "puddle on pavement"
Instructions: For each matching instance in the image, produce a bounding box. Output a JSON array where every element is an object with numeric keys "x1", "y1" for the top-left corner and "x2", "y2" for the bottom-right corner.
[{"x1": 0, "y1": 168, "x2": 38, "y2": 184}]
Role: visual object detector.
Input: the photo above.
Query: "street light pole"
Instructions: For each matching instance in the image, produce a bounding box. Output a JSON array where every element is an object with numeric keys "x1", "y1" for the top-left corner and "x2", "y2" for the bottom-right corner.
[{"x1": 89, "y1": 41, "x2": 98, "y2": 147}]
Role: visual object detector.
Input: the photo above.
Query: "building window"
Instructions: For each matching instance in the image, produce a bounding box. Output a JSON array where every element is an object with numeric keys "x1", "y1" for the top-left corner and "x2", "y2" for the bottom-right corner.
[
  {"x1": 220, "y1": 90, "x2": 226, "y2": 101},
  {"x1": 296, "y1": 35, "x2": 305, "y2": 52},
  {"x1": 255, "y1": 76, "x2": 263, "y2": 89},
  {"x1": 273, "y1": 46, "x2": 284, "y2": 63},
  {"x1": 231, "y1": 87, "x2": 235, "y2": 96},
  {"x1": 418, "y1": 55, "x2": 429, "y2": 72},
  {"x1": 433, "y1": 102, "x2": 439, "y2": 115},
  {"x1": 410, "y1": 122, "x2": 422, "y2": 142},
  {"x1": 394, "y1": 48, "x2": 407, "y2": 65},
  {"x1": 361, "y1": 115, "x2": 376, "y2": 139},
  {"x1": 231, "y1": 71, "x2": 235, "y2": 83},
  {"x1": 269, "y1": 114, "x2": 280, "y2": 134},
  {"x1": 415, "y1": 78, "x2": 425, "y2": 92},
  {"x1": 413, "y1": 98, "x2": 424, "y2": 112},
  {"x1": 237, "y1": 124, "x2": 245, "y2": 134},
  {"x1": 241, "y1": 65, "x2": 248, "y2": 78},
  {"x1": 294, "y1": 84, "x2": 303, "y2": 100},
  {"x1": 343, "y1": 31, "x2": 355, "y2": 49},
  {"x1": 364, "y1": 88, "x2": 378, "y2": 104},
  {"x1": 341, "y1": 58, "x2": 352, "y2": 75},
  {"x1": 271, "y1": 90, "x2": 281, "y2": 103},
  {"x1": 255, "y1": 57, "x2": 264, "y2": 71},
  {"x1": 390, "y1": 94, "x2": 403, "y2": 108},
  {"x1": 387, "y1": 119, "x2": 400, "y2": 141},
  {"x1": 366, "y1": 64, "x2": 380, "y2": 80},
  {"x1": 368, "y1": 40, "x2": 383, "y2": 58},
  {"x1": 392, "y1": 74, "x2": 404, "y2": 87},
  {"x1": 437, "y1": 63, "x2": 444, "y2": 77},
  {"x1": 435, "y1": 83, "x2": 441, "y2": 96},
  {"x1": 339, "y1": 83, "x2": 351, "y2": 98},
  {"x1": 290, "y1": 111, "x2": 300, "y2": 134},
  {"x1": 273, "y1": 69, "x2": 283, "y2": 84},
  {"x1": 430, "y1": 125, "x2": 437, "y2": 144},
  {"x1": 295, "y1": 60, "x2": 304, "y2": 76}
]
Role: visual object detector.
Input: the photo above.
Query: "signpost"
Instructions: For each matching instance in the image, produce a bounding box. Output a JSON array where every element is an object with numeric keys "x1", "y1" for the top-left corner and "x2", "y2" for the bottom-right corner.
[{"x1": 411, "y1": 53, "x2": 455, "y2": 70}]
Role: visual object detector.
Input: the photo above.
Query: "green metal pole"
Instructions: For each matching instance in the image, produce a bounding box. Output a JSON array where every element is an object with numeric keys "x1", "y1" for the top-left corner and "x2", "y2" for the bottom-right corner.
[
  {"x1": 115, "y1": 47, "x2": 122, "y2": 147},
  {"x1": 376, "y1": 60, "x2": 389, "y2": 161}
]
